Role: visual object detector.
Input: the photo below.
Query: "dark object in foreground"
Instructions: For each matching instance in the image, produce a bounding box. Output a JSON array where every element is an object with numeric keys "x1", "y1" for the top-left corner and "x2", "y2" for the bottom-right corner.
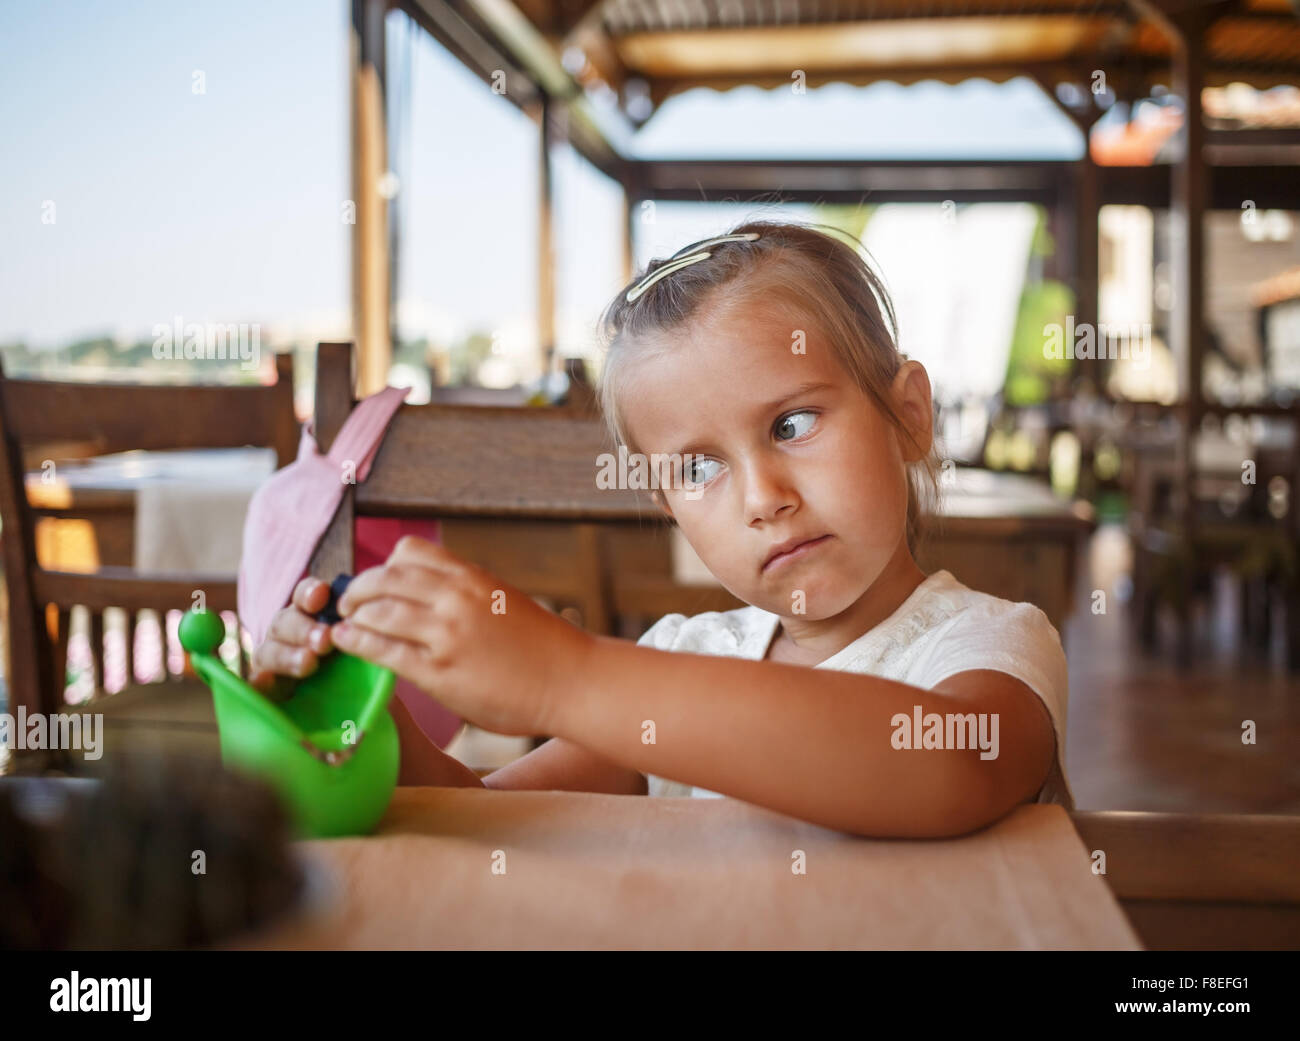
[
  {"x1": 0, "y1": 752, "x2": 306, "y2": 949},
  {"x1": 314, "y1": 573, "x2": 355, "y2": 627}
]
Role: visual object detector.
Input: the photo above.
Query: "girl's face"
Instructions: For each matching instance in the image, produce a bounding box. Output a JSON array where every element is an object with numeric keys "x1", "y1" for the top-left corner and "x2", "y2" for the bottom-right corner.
[{"x1": 620, "y1": 295, "x2": 932, "y2": 622}]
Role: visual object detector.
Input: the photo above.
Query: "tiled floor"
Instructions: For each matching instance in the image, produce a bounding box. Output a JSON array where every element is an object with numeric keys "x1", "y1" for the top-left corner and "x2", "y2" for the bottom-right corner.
[{"x1": 1063, "y1": 524, "x2": 1300, "y2": 813}]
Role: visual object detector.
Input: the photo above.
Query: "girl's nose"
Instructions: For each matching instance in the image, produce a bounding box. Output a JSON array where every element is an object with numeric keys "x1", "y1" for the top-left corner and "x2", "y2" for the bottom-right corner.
[{"x1": 743, "y1": 458, "x2": 799, "y2": 526}]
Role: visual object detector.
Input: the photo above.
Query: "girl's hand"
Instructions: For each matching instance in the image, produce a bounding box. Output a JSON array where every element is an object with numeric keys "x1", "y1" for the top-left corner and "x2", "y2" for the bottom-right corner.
[
  {"x1": 247, "y1": 577, "x2": 336, "y2": 696},
  {"x1": 328, "y1": 536, "x2": 593, "y2": 737}
]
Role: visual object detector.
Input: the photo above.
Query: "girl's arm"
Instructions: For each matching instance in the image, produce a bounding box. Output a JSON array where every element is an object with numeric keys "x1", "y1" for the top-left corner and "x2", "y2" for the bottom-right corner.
[
  {"x1": 390, "y1": 695, "x2": 645, "y2": 795},
  {"x1": 327, "y1": 538, "x2": 1051, "y2": 831},
  {"x1": 482, "y1": 738, "x2": 647, "y2": 794},
  {"x1": 539, "y1": 636, "x2": 1055, "y2": 838}
]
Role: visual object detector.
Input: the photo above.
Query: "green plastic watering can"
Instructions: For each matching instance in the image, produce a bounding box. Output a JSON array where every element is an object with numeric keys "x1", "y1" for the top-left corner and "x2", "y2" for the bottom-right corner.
[{"x1": 178, "y1": 608, "x2": 400, "y2": 839}]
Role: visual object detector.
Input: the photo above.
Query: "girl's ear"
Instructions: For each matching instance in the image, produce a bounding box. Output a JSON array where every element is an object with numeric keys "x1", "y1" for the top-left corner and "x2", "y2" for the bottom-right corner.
[{"x1": 891, "y1": 360, "x2": 934, "y2": 463}]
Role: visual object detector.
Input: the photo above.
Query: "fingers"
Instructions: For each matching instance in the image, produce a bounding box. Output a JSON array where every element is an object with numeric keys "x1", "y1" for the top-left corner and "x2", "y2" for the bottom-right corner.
[
  {"x1": 268, "y1": 603, "x2": 332, "y2": 654},
  {"x1": 248, "y1": 667, "x2": 277, "y2": 694},
  {"x1": 250, "y1": 638, "x2": 319, "y2": 679},
  {"x1": 387, "y1": 535, "x2": 466, "y2": 574},
  {"x1": 329, "y1": 622, "x2": 432, "y2": 682},
  {"x1": 337, "y1": 596, "x2": 432, "y2": 647},
  {"x1": 247, "y1": 583, "x2": 338, "y2": 685},
  {"x1": 292, "y1": 576, "x2": 331, "y2": 614},
  {"x1": 248, "y1": 667, "x2": 294, "y2": 698},
  {"x1": 336, "y1": 561, "x2": 448, "y2": 619}
]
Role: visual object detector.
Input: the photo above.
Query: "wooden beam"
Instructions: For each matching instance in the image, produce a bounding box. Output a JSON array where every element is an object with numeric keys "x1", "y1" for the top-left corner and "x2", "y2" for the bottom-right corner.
[
  {"x1": 601, "y1": 0, "x2": 1295, "y2": 28},
  {"x1": 423, "y1": 0, "x2": 632, "y2": 166},
  {"x1": 563, "y1": 8, "x2": 629, "y2": 96},
  {"x1": 1033, "y1": 82, "x2": 1101, "y2": 137},
  {"x1": 636, "y1": 51, "x2": 1300, "y2": 111},
  {"x1": 1126, "y1": 0, "x2": 1243, "y2": 35},
  {"x1": 626, "y1": 158, "x2": 1300, "y2": 209},
  {"x1": 352, "y1": 0, "x2": 391, "y2": 398}
]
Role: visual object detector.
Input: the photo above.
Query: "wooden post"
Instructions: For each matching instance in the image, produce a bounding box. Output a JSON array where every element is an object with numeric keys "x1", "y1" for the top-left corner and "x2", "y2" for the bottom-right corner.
[
  {"x1": 351, "y1": 0, "x2": 391, "y2": 398},
  {"x1": 622, "y1": 168, "x2": 639, "y2": 284},
  {"x1": 307, "y1": 343, "x2": 360, "y2": 582},
  {"x1": 538, "y1": 95, "x2": 556, "y2": 382},
  {"x1": 1170, "y1": 18, "x2": 1207, "y2": 667},
  {"x1": 1075, "y1": 151, "x2": 1101, "y2": 387},
  {"x1": 1128, "y1": 0, "x2": 1231, "y2": 666},
  {"x1": 0, "y1": 358, "x2": 57, "y2": 723},
  {"x1": 1031, "y1": 73, "x2": 1102, "y2": 388}
]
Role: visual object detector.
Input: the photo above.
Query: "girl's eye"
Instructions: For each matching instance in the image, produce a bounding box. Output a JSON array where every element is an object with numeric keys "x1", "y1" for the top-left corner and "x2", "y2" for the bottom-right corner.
[
  {"x1": 683, "y1": 457, "x2": 722, "y2": 487},
  {"x1": 774, "y1": 410, "x2": 817, "y2": 442}
]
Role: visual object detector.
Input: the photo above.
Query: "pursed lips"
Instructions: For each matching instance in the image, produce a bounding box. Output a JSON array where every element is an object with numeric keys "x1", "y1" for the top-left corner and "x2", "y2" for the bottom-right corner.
[{"x1": 761, "y1": 534, "x2": 832, "y2": 574}]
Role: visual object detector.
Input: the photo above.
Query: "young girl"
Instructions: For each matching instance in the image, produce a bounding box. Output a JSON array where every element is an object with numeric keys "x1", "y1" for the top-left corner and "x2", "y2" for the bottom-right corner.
[{"x1": 249, "y1": 219, "x2": 1072, "y2": 838}]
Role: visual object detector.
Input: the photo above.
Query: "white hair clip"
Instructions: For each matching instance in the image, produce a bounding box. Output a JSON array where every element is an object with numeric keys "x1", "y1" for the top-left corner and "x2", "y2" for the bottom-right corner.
[{"x1": 625, "y1": 232, "x2": 760, "y2": 303}]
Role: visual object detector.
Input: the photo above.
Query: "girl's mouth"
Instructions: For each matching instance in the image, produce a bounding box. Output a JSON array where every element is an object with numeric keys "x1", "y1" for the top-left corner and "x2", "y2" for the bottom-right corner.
[{"x1": 762, "y1": 534, "x2": 832, "y2": 574}]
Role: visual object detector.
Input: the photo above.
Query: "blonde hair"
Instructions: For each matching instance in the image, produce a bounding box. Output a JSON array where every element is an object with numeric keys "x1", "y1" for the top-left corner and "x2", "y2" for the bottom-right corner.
[{"x1": 595, "y1": 217, "x2": 942, "y2": 557}]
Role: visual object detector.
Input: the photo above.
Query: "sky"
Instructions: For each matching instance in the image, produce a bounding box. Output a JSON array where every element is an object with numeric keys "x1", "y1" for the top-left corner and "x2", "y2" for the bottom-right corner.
[{"x1": 0, "y1": 0, "x2": 1081, "y2": 370}]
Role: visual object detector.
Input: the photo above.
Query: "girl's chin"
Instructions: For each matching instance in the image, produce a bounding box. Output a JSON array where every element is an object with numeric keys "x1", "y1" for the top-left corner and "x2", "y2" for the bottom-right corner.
[{"x1": 752, "y1": 577, "x2": 855, "y2": 617}]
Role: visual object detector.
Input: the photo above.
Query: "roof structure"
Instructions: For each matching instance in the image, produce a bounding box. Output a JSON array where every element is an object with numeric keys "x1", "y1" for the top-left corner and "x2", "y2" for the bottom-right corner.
[{"x1": 509, "y1": 0, "x2": 1300, "y2": 125}]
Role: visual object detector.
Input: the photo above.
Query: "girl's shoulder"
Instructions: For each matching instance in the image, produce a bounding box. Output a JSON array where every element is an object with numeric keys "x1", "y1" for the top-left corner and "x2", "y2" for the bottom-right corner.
[
  {"x1": 635, "y1": 604, "x2": 778, "y2": 659},
  {"x1": 916, "y1": 570, "x2": 1063, "y2": 646},
  {"x1": 810, "y1": 569, "x2": 1065, "y2": 678}
]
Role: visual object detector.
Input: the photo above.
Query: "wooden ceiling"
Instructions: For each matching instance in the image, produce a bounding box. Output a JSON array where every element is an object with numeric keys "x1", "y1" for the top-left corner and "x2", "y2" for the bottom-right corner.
[{"x1": 505, "y1": 0, "x2": 1300, "y2": 123}]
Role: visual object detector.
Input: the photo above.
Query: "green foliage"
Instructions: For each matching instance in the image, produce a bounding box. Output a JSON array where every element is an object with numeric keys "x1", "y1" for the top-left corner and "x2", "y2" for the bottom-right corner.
[
  {"x1": 447, "y1": 331, "x2": 495, "y2": 386},
  {"x1": 810, "y1": 203, "x2": 874, "y2": 244},
  {"x1": 1005, "y1": 208, "x2": 1073, "y2": 406},
  {"x1": 1005, "y1": 281, "x2": 1075, "y2": 406},
  {"x1": 1, "y1": 336, "x2": 265, "y2": 383}
]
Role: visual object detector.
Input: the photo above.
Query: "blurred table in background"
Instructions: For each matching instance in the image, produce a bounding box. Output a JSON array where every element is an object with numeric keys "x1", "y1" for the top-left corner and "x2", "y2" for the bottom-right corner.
[
  {"x1": 918, "y1": 465, "x2": 1096, "y2": 638},
  {"x1": 671, "y1": 465, "x2": 1095, "y2": 639},
  {"x1": 25, "y1": 447, "x2": 275, "y2": 575},
  {"x1": 25, "y1": 457, "x2": 1094, "y2": 643}
]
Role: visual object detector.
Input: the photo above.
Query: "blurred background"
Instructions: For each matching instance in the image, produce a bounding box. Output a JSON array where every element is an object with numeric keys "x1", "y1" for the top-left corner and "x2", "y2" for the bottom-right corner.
[{"x1": 1, "y1": 0, "x2": 1298, "y2": 813}]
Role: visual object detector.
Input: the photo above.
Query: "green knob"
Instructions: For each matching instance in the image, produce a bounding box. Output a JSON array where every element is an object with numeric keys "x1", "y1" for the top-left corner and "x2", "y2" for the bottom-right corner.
[{"x1": 179, "y1": 609, "x2": 226, "y2": 656}]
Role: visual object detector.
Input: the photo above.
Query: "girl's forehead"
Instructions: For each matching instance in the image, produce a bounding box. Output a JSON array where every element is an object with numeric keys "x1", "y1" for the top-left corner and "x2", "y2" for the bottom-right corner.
[
  {"x1": 620, "y1": 313, "x2": 851, "y2": 446},
  {"x1": 643, "y1": 301, "x2": 841, "y2": 382}
]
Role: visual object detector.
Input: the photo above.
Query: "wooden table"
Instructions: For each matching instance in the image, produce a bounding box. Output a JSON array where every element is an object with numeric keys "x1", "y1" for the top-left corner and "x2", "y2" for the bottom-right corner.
[
  {"x1": 916, "y1": 466, "x2": 1096, "y2": 637},
  {"x1": 24, "y1": 447, "x2": 274, "y2": 573},
  {"x1": 227, "y1": 787, "x2": 1140, "y2": 950}
]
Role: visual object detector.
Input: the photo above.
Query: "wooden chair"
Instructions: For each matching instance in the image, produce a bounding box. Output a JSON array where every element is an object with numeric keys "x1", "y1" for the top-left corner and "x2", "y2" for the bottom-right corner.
[
  {"x1": 305, "y1": 341, "x2": 739, "y2": 664},
  {"x1": 0, "y1": 354, "x2": 298, "y2": 771},
  {"x1": 1125, "y1": 406, "x2": 1300, "y2": 670}
]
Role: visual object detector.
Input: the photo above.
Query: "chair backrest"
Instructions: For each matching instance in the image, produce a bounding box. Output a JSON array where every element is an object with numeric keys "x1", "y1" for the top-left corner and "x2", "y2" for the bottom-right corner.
[
  {"x1": 0, "y1": 353, "x2": 298, "y2": 714},
  {"x1": 306, "y1": 343, "x2": 739, "y2": 636}
]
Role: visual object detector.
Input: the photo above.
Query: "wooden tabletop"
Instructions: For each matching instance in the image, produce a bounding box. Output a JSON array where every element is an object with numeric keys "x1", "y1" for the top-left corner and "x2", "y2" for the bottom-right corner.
[
  {"x1": 227, "y1": 787, "x2": 1140, "y2": 950},
  {"x1": 28, "y1": 448, "x2": 1093, "y2": 536}
]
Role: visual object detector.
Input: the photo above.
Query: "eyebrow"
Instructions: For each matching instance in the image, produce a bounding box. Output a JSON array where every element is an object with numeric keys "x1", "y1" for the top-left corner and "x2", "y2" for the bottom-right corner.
[{"x1": 664, "y1": 379, "x2": 836, "y2": 459}]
